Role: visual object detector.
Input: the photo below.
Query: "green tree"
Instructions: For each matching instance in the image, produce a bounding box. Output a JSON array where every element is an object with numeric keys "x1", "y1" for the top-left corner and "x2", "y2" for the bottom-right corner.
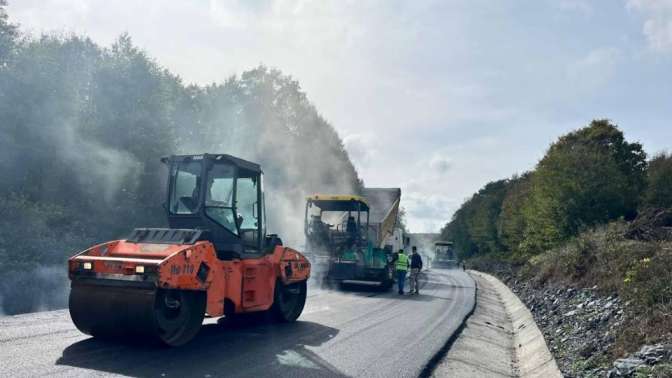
[
  {"x1": 180, "y1": 66, "x2": 363, "y2": 242},
  {"x1": 0, "y1": 0, "x2": 17, "y2": 66},
  {"x1": 466, "y1": 180, "x2": 509, "y2": 254},
  {"x1": 642, "y1": 152, "x2": 672, "y2": 209},
  {"x1": 498, "y1": 173, "x2": 532, "y2": 256},
  {"x1": 440, "y1": 179, "x2": 509, "y2": 259},
  {"x1": 440, "y1": 205, "x2": 477, "y2": 260},
  {"x1": 521, "y1": 120, "x2": 647, "y2": 254},
  {"x1": 0, "y1": 15, "x2": 363, "y2": 313}
]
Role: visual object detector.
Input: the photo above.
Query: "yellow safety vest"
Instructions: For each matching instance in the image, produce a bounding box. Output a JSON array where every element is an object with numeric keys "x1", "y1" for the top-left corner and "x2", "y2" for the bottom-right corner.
[{"x1": 396, "y1": 253, "x2": 409, "y2": 271}]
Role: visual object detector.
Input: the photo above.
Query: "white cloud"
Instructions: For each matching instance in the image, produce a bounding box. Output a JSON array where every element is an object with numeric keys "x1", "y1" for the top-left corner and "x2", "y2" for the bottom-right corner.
[
  {"x1": 566, "y1": 47, "x2": 622, "y2": 90},
  {"x1": 627, "y1": 0, "x2": 672, "y2": 53},
  {"x1": 643, "y1": 16, "x2": 672, "y2": 52},
  {"x1": 404, "y1": 191, "x2": 460, "y2": 232},
  {"x1": 556, "y1": 0, "x2": 593, "y2": 15}
]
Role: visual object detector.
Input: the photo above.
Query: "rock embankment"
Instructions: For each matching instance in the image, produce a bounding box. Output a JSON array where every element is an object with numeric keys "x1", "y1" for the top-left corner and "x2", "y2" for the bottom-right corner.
[
  {"x1": 505, "y1": 278, "x2": 672, "y2": 377},
  {"x1": 610, "y1": 344, "x2": 672, "y2": 377}
]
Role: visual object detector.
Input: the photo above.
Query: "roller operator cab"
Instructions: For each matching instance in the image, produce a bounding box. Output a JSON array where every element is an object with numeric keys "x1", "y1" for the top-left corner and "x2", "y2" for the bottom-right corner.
[{"x1": 68, "y1": 154, "x2": 311, "y2": 346}]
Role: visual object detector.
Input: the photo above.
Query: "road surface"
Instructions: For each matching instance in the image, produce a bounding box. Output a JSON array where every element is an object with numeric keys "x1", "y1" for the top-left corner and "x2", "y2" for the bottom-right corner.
[{"x1": 0, "y1": 269, "x2": 474, "y2": 377}]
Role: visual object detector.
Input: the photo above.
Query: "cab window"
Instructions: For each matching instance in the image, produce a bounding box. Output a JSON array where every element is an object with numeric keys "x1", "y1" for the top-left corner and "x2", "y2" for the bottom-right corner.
[
  {"x1": 170, "y1": 161, "x2": 202, "y2": 214},
  {"x1": 236, "y1": 176, "x2": 259, "y2": 231}
]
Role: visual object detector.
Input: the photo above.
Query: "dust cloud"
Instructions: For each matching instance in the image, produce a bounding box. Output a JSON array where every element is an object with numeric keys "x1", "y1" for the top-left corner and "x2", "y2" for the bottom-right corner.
[
  {"x1": 0, "y1": 30, "x2": 361, "y2": 313},
  {"x1": 0, "y1": 0, "x2": 364, "y2": 314},
  {"x1": 407, "y1": 234, "x2": 440, "y2": 266}
]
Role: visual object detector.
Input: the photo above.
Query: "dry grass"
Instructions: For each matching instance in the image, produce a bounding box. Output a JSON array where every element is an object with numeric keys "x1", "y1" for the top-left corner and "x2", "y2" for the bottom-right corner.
[{"x1": 518, "y1": 222, "x2": 672, "y2": 355}]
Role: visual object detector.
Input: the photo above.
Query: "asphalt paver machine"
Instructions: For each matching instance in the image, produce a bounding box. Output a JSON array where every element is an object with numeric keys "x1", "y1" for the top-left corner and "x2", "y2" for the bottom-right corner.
[{"x1": 304, "y1": 194, "x2": 394, "y2": 288}]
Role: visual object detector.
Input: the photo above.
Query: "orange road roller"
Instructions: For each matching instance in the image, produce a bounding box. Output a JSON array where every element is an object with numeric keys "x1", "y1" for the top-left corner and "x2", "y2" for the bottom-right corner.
[{"x1": 68, "y1": 154, "x2": 311, "y2": 346}]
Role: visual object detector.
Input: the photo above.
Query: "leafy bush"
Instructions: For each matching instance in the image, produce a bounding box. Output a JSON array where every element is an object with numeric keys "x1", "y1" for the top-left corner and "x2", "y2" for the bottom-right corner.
[
  {"x1": 523, "y1": 222, "x2": 657, "y2": 290},
  {"x1": 642, "y1": 152, "x2": 672, "y2": 209},
  {"x1": 622, "y1": 246, "x2": 672, "y2": 308},
  {"x1": 520, "y1": 222, "x2": 672, "y2": 354}
]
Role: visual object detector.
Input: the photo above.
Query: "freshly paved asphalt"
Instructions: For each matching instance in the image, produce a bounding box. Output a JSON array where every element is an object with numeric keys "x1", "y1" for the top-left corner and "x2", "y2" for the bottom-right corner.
[{"x1": 0, "y1": 268, "x2": 474, "y2": 377}]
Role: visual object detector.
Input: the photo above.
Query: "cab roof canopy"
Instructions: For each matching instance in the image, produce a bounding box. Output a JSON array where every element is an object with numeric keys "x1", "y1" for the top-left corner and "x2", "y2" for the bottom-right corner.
[
  {"x1": 161, "y1": 154, "x2": 262, "y2": 174},
  {"x1": 307, "y1": 194, "x2": 370, "y2": 212}
]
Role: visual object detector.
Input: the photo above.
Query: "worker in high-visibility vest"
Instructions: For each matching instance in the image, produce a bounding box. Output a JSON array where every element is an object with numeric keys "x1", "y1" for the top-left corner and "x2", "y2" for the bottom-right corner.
[{"x1": 395, "y1": 249, "x2": 410, "y2": 295}]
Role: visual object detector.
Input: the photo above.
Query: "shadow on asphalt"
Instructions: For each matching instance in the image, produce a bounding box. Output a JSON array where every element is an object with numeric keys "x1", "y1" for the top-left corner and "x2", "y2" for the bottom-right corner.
[
  {"x1": 320, "y1": 269, "x2": 468, "y2": 301},
  {"x1": 335, "y1": 284, "x2": 391, "y2": 295},
  {"x1": 400, "y1": 293, "x2": 453, "y2": 302},
  {"x1": 314, "y1": 279, "x2": 391, "y2": 294},
  {"x1": 56, "y1": 320, "x2": 345, "y2": 377}
]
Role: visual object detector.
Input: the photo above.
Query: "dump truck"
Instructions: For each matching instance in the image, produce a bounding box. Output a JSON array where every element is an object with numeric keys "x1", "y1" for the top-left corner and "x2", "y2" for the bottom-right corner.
[
  {"x1": 432, "y1": 241, "x2": 456, "y2": 268},
  {"x1": 68, "y1": 154, "x2": 311, "y2": 346},
  {"x1": 304, "y1": 188, "x2": 403, "y2": 288},
  {"x1": 364, "y1": 188, "x2": 405, "y2": 253}
]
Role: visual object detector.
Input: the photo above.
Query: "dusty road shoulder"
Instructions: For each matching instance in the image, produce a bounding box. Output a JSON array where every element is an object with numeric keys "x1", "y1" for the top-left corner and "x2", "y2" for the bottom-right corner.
[{"x1": 432, "y1": 271, "x2": 561, "y2": 378}]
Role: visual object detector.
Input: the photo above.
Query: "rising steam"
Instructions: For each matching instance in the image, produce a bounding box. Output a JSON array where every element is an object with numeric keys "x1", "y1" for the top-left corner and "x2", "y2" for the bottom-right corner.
[{"x1": 0, "y1": 23, "x2": 362, "y2": 314}]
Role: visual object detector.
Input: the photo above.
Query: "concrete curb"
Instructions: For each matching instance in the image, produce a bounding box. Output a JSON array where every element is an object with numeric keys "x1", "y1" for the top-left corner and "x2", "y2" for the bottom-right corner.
[
  {"x1": 432, "y1": 271, "x2": 562, "y2": 378},
  {"x1": 475, "y1": 271, "x2": 562, "y2": 377}
]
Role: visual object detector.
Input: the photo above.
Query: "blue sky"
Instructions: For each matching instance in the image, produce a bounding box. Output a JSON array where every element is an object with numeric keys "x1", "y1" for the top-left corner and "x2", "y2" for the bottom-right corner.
[{"x1": 8, "y1": 0, "x2": 672, "y2": 232}]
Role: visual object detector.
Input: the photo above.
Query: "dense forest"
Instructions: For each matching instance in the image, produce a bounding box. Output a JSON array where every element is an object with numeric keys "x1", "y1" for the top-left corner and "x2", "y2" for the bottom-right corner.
[
  {"x1": 0, "y1": 2, "x2": 362, "y2": 314},
  {"x1": 440, "y1": 120, "x2": 672, "y2": 357},
  {"x1": 440, "y1": 119, "x2": 670, "y2": 261}
]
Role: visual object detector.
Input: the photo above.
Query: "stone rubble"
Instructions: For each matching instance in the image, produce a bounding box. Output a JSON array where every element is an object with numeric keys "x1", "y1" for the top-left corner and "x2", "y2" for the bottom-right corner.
[
  {"x1": 505, "y1": 279, "x2": 624, "y2": 376},
  {"x1": 608, "y1": 344, "x2": 672, "y2": 377},
  {"x1": 498, "y1": 276, "x2": 672, "y2": 377}
]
